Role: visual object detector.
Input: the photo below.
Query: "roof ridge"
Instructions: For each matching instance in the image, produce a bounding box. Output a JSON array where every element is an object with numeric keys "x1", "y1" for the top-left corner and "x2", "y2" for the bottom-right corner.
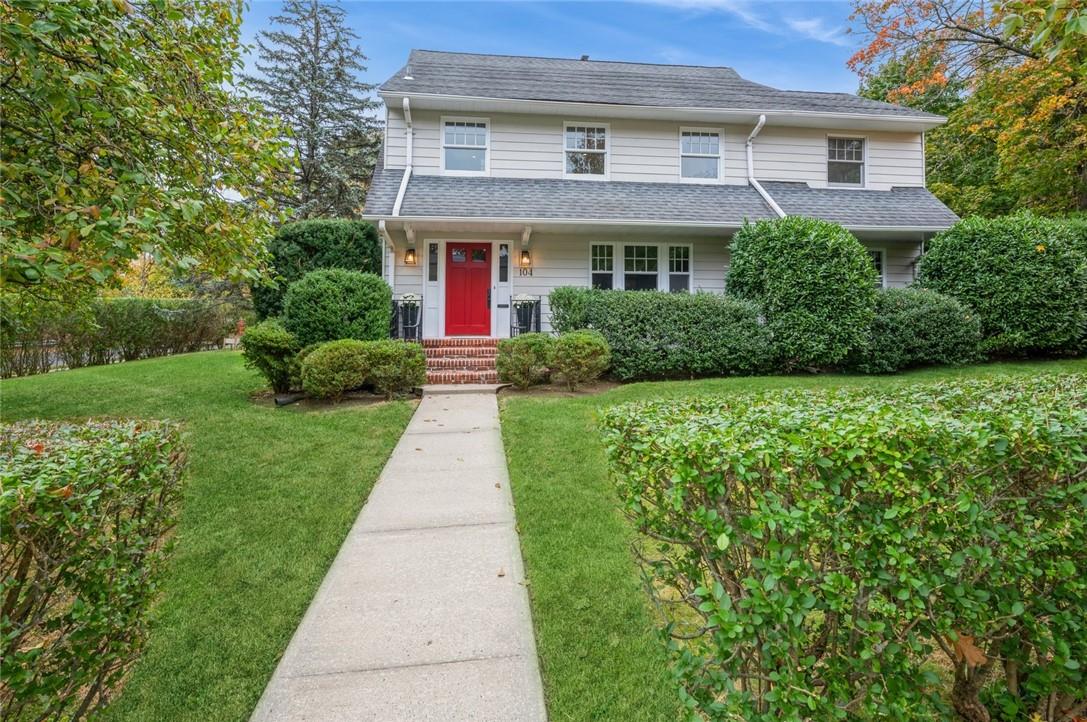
[{"x1": 408, "y1": 48, "x2": 738, "y2": 72}]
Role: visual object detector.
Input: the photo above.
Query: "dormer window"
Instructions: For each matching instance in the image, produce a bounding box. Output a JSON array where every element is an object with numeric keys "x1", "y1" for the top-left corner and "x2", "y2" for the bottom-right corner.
[
  {"x1": 828, "y1": 136, "x2": 865, "y2": 186},
  {"x1": 564, "y1": 124, "x2": 608, "y2": 177},
  {"x1": 442, "y1": 117, "x2": 488, "y2": 174}
]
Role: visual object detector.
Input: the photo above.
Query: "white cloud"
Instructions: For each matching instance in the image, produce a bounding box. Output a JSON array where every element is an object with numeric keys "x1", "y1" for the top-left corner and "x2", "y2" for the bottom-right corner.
[
  {"x1": 785, "y1": 16, "x2": 851, "y2": 46},
  {"x1": 639, "y1": 0, "x2": 852, "y2": 47}
]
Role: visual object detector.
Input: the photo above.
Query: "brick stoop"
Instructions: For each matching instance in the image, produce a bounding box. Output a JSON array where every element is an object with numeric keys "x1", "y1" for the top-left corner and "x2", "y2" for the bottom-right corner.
[{"x1": 423, "y1": 338, "x2": 499, "y2": 384}]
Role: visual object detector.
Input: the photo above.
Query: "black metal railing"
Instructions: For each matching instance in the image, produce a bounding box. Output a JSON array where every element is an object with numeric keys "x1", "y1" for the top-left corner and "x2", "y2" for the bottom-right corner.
[
  {"x1": 510, "y1": 296, "x2": 541, "y2": 336},
  {"x1": 391, "y1": 296, "x2": 422, "y2": 341}
]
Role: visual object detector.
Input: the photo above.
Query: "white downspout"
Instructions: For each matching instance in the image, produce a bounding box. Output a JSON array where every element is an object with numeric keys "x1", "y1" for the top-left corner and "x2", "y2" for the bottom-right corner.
[
  {"x1": 746, "y1": 114, "x2": 786, "y2": 218},
  {"x1": 392, "y1": 97, "x2": 413, "y2": 217},
  {"x1": 383, "y1": 97, "x2": 414, "y2": 290}
]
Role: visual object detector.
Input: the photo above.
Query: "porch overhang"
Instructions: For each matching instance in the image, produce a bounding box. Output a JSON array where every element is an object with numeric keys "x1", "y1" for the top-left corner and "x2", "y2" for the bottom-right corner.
[{"x1": 362, "y1": 170, "x2": 959, "y2": 239}]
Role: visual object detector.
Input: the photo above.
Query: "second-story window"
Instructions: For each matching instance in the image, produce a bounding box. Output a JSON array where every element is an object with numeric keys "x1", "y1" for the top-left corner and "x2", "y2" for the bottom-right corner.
[
  {"x1": 828, "y1": 136, "x2": 865, "y2": 186},
  {"x1": 443, "y1": 118, "x2": 488, "y2": 174},
  {"x1": 680, "y1": 129, "x2": 720, "y2": 180},
  {"x1": 565, "y1": 124, "x2": 607, "y2": 177}
]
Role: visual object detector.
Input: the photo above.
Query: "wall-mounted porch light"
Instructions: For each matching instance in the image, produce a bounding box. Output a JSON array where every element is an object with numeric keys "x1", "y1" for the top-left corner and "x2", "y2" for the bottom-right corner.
[
  {"x1": 520, "y1": 249, "x2": 532, "y2": 266},
  {"x1": 404, "y1": 247, "x2": 417, "y2": 265}
]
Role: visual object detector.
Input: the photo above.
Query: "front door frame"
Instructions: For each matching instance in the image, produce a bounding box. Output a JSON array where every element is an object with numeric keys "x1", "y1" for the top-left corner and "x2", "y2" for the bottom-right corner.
[{"x1": 428, "y1": 239, "x2": 510, "y2": 338}]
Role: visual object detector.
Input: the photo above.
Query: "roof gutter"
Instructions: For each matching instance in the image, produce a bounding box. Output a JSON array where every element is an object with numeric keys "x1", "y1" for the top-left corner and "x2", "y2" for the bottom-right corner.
[
  {"x1": 746, "y1": 115, "x2": 786, "y2": 218},
  {"x1": 378, "y1": 91, "x2": 948, "y2": 130},
  {"x1": 365, "y1": 214, "x2": 951, "y2": 234}
]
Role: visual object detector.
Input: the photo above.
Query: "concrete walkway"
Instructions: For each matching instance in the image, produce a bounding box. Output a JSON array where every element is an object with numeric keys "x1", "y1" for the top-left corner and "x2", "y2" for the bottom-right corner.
[{"x1": 251, "y1": 389, "x2": 547, "y2": 722}]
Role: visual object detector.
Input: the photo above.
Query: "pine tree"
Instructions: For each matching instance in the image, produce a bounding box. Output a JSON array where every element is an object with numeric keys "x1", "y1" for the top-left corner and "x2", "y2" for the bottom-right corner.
[{"x1": 243, "y1": 0, "x2": 381, "y2": 218}]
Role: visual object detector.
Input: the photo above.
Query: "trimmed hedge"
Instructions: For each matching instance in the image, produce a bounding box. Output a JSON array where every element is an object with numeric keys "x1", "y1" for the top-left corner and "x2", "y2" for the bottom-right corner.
[
  {"x1": 1, "y1": 420, "x2": 185, "y2": 721},
  {"x1": 601, "y1": 376, "x2": 1087, "y2": 722},
  {"x1": 300, "y1": 339, "x2": 424, "y2": 401},
  {"x1": 551, "y1": 330, "x2": 610, "y2": 390},
  {"x1": 917, "y1": 212, "x2": 1087, "y2": 357},
  {"x1": 496, "y1": 333, "x2": 554, "y2": 388},
  {"x1": 850, "y1": 287, "x2": 981, "y2": 373},
  {"x1": 252, "y1": 220, "x2": 381, "y2": 319},
  {"x1": 549, "y1": 288, "x2": 771, "y2": 381},
  {"x1": 728, "y1": 217, "x2": 877, "y2": 371},
  {"x1": 240, "y1": 319, "x2": 297, "y2": 393},
  {"x1": 0, "y1": 297, "x2": 226, "y2": 378},
  {"x1": 281, "y1": 269, "x2": 391, "y2": 348}
]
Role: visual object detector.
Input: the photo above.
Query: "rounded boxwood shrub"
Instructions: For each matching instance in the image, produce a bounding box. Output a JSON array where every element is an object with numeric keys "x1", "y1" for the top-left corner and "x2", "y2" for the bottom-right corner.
[
  {"x1": 282, "y1": 269, "x2": 392, "y2": 348},
  {"x1": 850, "y1": 288, "x2": 981, "y2": 374},
  {"x1": 252, "y1": 220, "x2": 381, "y2": 319},
  {"x1": 728, "y1": 217, "x2": 877, "y2": 371},
  {"x1": 365, "y1": 340, "x2": 426, "y2": 399},
  {"x1": 551, "y1": 330, "x2": 611, "y2": 390},
  {"x1": 549, "y1": 288, "x2": 771, "y2": 381},
  {"x1": 496, "y1": 333, "x2": 554, "y2": 388},
  {"x1": 300, "y1": 339, "x2": 369, "y2": 401},
  {"x1": 917, "y1": 212, "x2": 1087, "y2": 357},
  {"x1": 240, "y1": 319, "x2": 297, "y2": 393}
]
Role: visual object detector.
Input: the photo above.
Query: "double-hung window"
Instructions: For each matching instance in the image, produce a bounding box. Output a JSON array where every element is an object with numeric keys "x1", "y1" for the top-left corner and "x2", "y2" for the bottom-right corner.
[
  {"x1": 564, "y1": 124, "x2": 607, "y2": 177},
  {"x1": 668, "y1": 246, "x2": 691, "y2": 292},
  {"x1": 623, "y1": 245, "x2": 658, "y2": 290},
  {"x1": 868, "y1": 248, "x2": 886, "y2": 288},
  {"x1": 680, "y1": 129, "x2": 720, "y2": 180},
  {"x1": 590, "y1": 243, "x2": 693, "y2": 291},
  {"x1": 828, "y1": 136, "x2": 865, "y2": 186},
  {"x1": 591, "y1": 244, "x2": 614, "y2": 289},
  {"x1": 442, "y1": 118, "x2": 488, "y2": 174}
]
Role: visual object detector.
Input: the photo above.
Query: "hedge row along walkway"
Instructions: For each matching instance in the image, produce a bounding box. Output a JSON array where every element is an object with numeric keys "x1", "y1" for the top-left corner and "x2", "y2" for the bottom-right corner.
[{"x1": 251, "y1": 388, "x2": 547, "y2": 721}]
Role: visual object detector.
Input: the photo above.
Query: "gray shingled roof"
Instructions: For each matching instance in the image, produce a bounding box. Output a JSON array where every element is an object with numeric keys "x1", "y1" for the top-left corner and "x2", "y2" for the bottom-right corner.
[
  {"x1": 380, "y1": 50, "x2": 942, "y2": 121},
  {"x1": 364, "y1": 169, "x2": 957, "y2": 229},
  {"x1": 761, "y1": 181, "x2": 959, "y2": 228}
]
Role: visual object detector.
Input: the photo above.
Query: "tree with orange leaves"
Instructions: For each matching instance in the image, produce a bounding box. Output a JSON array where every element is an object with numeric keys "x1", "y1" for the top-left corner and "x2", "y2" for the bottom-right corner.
[{"x1": 851, "y1": 0, "x2": 1086, "y2": 215}]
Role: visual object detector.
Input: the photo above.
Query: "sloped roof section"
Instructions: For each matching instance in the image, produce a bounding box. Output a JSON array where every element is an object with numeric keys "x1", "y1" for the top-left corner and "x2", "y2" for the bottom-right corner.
[
  {"x1": 380, "y1": 50, "x2": 943, "y2": 121},
  {"x1": 363, "y1": 170, "x2": 957, "y2": 230},
  {"x1": 761, "y1": 182, "x2": 959, "y2": 228}
]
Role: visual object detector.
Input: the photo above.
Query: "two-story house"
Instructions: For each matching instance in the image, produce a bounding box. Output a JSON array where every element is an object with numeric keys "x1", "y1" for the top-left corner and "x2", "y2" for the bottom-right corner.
[{"x1": 363, "y1": 49, "x2": 957, "y2": 343}]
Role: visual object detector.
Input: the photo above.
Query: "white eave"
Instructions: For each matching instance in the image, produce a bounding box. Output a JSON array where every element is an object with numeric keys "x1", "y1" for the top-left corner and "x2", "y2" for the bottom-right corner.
[
  {"x1": 378, "y1": 91, "x2": 947, "y2": 133},
  {"x1": 362, "y1": 213, "x2": 950, "y2": 235}
]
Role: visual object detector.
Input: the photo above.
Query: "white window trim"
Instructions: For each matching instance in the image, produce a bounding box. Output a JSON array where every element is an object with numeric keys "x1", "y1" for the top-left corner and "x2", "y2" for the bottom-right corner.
[
  {"x1": 867, "y1": 246, "x2": 888, "y2": 288},
  {"x1": 563, "y1": 121, "x2": 610, "y2": 180},
  {"x1": 678, "y1": 126, "x2": 723, "y2": 184},
  {"x1": 587, "y1": 241, "x2": 694, "y2": 291},
  {"x1": 827, "y1": 134, "x2": 868, "y2": 189},
  {"x1": 441, "y1": 115, "x2": 490, "y2": 176},
  {"x1": 666, "y1": 243, "x2": 694, "y2": 292}
]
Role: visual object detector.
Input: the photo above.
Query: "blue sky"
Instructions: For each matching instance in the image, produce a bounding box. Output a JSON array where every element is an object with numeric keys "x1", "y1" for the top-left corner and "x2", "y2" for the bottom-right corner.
[{"x1": 241, "y1": 0, "x2": 866, "y2": 95}]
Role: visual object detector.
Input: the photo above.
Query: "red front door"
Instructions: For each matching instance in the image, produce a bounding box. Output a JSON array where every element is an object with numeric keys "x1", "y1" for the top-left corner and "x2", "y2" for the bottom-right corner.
[{"x1": 445, "y1": 243, "x2": 491, "y2": 336}]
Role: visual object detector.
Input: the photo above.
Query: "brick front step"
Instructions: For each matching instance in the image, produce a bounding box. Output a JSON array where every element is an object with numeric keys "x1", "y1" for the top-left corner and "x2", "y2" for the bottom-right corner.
[
  {"x1": 426, "y1": 369, "x2": 499, "y2": 384},
  {"x1": 427, "y1": 357, "x2": 496, "y2": 370},
  {"x1": 420, "y1": 337, "x2": 499, "y2": 348},
  {"x1": 424, "y1": 345, "x2": 497, "y2": 359}
]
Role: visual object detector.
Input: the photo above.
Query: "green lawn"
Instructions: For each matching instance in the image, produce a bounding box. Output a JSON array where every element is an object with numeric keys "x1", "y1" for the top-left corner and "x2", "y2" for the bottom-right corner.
[
  {"x1": 499, "y1": 358, "x2": 1087, "y2": 722},
  {"x1": 0, "y1": 352, "x2": 415, "y2": 722}
]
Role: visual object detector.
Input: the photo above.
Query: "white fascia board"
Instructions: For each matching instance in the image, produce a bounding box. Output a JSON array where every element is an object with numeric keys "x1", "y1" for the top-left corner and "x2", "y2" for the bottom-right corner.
[
  {"x1": 362, "y1": 213, "x2": 952, "y2": 234},
  {"x1": 379, "y1": 91, "x2": 947, "y2": 132}
]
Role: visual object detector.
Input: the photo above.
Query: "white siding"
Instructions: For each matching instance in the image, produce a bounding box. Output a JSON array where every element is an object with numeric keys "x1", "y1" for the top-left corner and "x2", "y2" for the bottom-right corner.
[
  {"x1": 383, "y1": 110, "x2": 925, "y2": 190},
  {"x1": 389, "y1": 229, "x2": 923, "y2": 335}
]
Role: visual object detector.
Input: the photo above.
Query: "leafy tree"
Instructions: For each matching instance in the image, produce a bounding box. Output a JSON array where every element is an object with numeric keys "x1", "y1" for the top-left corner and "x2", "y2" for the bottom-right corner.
[
  {"x1": 243, "y1": 0, "x2": 381, "y2": 219},
  {"x1": 251, "y1": 219, "x2": 381, "y2": 319},
  {"x1": 0, "y1": 0, "x2": 292, "y2": 302},
  {"x1": 850, "y1": 0, "x2": 1087, "y2": 214}
]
